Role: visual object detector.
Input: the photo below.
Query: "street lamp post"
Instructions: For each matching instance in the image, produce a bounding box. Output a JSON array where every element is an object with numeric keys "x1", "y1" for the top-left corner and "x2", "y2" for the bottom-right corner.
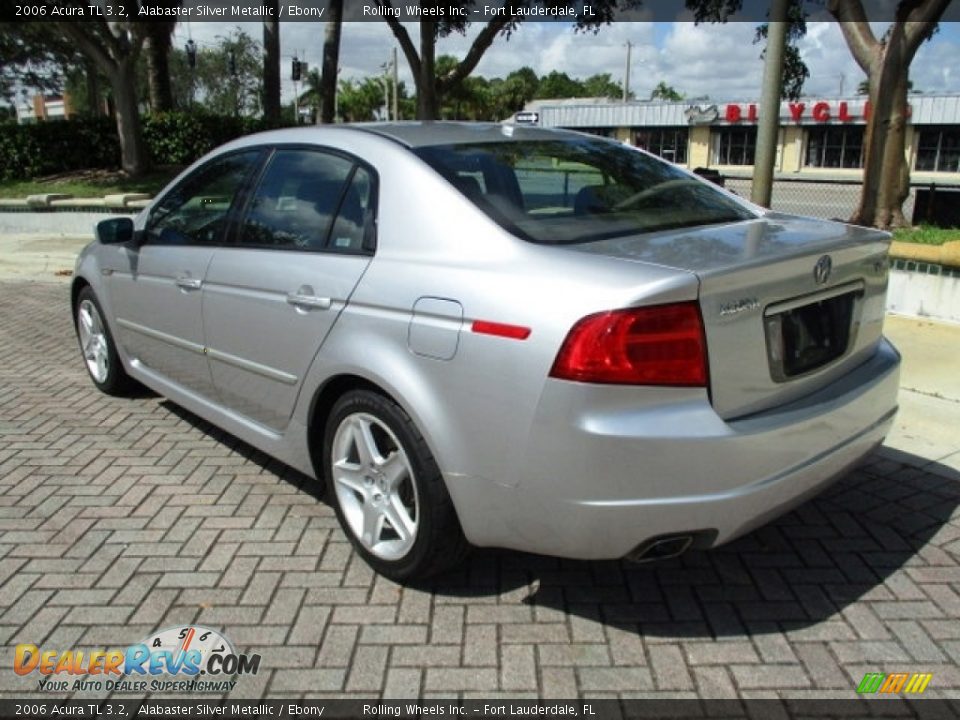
[
  {"x1": 751, "y1": 0, "x2": 789, "y2": 207},
  {"x1": 623, "y1": 40, "x2": 632, "y2": 102}
]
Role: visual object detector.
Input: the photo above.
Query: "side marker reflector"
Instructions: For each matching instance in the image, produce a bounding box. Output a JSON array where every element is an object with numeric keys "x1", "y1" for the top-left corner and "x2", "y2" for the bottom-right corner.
[{"x1": 471, "y1": 320, "x2": 531, "y2": 340}]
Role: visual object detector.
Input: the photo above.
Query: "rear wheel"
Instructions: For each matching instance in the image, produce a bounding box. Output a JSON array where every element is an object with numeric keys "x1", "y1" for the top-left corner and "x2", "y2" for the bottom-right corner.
[
  {"x1": 74, "y1": 286, "x2": 133, "y2": 396},
  {"x1": 324, "y1": 389, "x2": 468, "y2": 581}
]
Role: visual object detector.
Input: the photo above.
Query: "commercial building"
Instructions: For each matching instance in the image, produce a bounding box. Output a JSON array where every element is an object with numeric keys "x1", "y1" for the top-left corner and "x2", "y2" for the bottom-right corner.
[
  {"x1": 15, "y1": 93, "x2": 75, "y2": 124},
  {"x1": 517, "y1": 94, "x2": 960, "y2": 184}
]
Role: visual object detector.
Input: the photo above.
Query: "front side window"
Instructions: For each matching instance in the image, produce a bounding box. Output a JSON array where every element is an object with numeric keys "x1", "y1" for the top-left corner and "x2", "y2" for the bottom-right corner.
[
  {"x1": 146, "y1": 150, "x2": 261, "y2": 246},
  {"x1": 414, "y1": 137, "x2": 754, "y2": 245},
  {"x1": 805, "y1": 127, "x2": 864, "y2": 168},
  {"x1": 238, "y1": 149, "x2": 355, "y2": 251},
  {"x1": 711, "y1": 128, "x2": 757, "y2": 166}
]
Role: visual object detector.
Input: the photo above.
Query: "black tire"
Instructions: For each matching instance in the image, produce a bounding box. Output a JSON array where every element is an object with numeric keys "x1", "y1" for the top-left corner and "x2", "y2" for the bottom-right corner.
[
  {"x1": 74, "y1": 286, "x2": 135, "y2": 396},
  {"x1": 323, "y1": 389, "x2": 469, "y2": 581}
]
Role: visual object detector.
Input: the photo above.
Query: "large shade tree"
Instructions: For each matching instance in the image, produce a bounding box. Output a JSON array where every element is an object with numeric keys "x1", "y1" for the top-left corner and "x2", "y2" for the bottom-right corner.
[
  {"x1": 827, "y1": 0, "x2": 950, "y2": 228},
  {"x1": 56, "y1": 3, "x2": 150, "y2": 175},
  {"x1": 690, "y1": 0, "x2": 950, "y2": 229},
  {"x1": 5, "y1": 2, "x2": 159, "y2": 174},
  {"x1": 375, "y1": 0, "x2": 638, "y2": 119},
  {"x1": 0, "y1": 23, "x2": 81, "y2": 106}
]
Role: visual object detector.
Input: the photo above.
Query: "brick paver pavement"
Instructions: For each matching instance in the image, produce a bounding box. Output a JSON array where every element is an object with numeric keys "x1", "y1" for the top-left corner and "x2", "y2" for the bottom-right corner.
[{"x1": 1, "y1": 281, "x2": 959, "y2": 699}]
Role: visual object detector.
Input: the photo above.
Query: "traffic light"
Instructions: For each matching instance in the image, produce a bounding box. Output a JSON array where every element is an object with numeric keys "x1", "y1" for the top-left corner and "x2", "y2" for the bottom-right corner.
[
  {"x1": 185, "y1": 40, "x2": 196, "y2": 69},
  {"x1": 292, "y1": 56, "x2": 301, "y2": 82}
]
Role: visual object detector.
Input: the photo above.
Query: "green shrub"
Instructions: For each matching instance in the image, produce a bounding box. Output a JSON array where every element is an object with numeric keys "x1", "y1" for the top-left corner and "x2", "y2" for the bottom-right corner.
[
  {"x1": 0, "y1": 117, "x2": 118, "y2": 180},
  {"x1": 142, "y1": 111, "x2": 276, "y2": 166},
  {"x1": 0, "y1": 111, "x2": 287, "y2": 180}
]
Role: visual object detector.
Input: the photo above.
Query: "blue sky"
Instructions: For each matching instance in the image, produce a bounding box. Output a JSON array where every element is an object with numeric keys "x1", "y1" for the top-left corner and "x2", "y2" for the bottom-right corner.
[{"x1": 171, "y1": 20, "x2": 960, "y2": 106}]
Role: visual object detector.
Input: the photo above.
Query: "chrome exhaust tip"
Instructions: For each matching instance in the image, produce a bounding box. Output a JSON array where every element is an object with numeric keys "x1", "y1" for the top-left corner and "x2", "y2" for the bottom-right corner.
[{"x1": 626, "y1": 534, "x2": 695, "y2": 563}]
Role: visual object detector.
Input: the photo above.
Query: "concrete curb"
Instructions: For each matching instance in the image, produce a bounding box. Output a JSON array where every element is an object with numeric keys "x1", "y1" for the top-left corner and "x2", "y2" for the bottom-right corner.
[{"x1": 890, "y1": 240, "x2": 960, "y2": 269}]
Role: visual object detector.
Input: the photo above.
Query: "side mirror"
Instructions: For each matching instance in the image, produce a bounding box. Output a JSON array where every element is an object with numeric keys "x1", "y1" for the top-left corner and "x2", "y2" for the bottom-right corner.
[{"x1": 95, "y1": 217, "x2": 134, "y2": 245}]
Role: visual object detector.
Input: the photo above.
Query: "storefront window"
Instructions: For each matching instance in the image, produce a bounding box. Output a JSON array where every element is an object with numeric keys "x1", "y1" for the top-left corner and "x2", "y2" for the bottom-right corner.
[
  {"x1": 634, "y1": 128, "x2": 689, "y2": 164},
  {"x1": 805, "y1": 127, "x2": 864, "y2": 168},
  {"x1": 916, "y1": 126, "x2": 960, "y2": 172},
  {"x1": 711, "y1": 128, "x2": 756, "y2": 166}
]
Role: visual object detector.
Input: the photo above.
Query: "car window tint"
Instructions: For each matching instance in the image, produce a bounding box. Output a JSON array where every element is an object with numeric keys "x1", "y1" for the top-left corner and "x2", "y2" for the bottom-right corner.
[
  {"x1": 239, "y1": 149, "x2": 354, "y2": 251},
  {"x1": 415, "y1": 138, "x2": 755, "y2": 245},
  {"x1": 327, "y1": 167, "x2": 375, "y2": 253},
  {"x1": 147, "y1": 150, "x2": 260, "y2": 246}
]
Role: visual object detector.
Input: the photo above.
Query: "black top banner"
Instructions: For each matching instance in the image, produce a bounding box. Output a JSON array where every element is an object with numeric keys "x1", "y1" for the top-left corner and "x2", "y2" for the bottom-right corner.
[{"x1": 6, "y1": 0, "x2": 960, "y2": 23}]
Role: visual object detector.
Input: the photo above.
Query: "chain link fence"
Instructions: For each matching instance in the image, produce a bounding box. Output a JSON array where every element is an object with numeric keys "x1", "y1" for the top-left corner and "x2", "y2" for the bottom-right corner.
[
  {"x1": 723, "y1": 177, "x2": 909, "y2": 223},
  {"x1": 722, "y1": 177, "x2": 960, "y2": 226}
]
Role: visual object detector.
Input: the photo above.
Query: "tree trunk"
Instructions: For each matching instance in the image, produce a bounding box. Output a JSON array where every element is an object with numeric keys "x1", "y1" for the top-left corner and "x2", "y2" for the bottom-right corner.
[
  {"x1": 112, "y1": 60, "x2": 149, "y2": 176},
  {"x1": 876, "y1": 67, "x2": 911, "y2": 228},
  {"x1": 851, "y1": 26, "x2": 910, "y2": 230},
  {"x1": 85, "y1": 60, "x2": 102, "y2": 116},
  {"x1": 144, "y1": 23, "x2": 174, "y2": 112},
  {"x1": 319, "y1": 0, "x2": 343, "y2": 124},
  {"x1": 262, "y1": 12, "x2": 281, "y2": 125},
  {"x1": 417, "y1": 21, "x2": 439, "y2": 120}
]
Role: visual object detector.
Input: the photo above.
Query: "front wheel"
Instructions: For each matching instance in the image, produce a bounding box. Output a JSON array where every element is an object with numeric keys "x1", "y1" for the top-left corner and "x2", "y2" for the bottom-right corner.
[
  {"x1": 323, "y1": 390, "x2": 468, "y2": 581},
  {"x1": 74, "y1": 286, "x2": 134, "y2": 396}
]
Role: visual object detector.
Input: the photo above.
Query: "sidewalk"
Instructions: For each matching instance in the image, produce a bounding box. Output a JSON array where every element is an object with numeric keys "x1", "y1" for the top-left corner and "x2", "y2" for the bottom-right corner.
[
  {"x1": 0, "y1": 234, "x2": 90, "y2": 281},
  {"x1": 882, "y1": 315, "x2": 960, "y2": 474}
]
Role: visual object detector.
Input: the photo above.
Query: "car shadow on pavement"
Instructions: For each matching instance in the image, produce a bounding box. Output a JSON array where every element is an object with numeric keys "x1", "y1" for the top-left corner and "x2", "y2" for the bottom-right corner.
[
  {"x1": 160, "y1": 400, "x2": 326, "y2": 501},
  {"x1": 423, "y1": 450, "x2": 960, "y2": 637},
  {"x1": 160, "y1": 400, "x2": 957, "y2": 638}
]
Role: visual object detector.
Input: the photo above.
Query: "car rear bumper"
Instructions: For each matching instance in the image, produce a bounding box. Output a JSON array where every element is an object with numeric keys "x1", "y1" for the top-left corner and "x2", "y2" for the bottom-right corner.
[{"x1": 445, "y1": 338, "x2": 900, "y2": 560}]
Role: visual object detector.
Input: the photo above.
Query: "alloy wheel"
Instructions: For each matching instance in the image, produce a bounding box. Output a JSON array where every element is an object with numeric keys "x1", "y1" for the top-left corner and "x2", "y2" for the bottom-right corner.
[
  {"x1": 77, "y1": 298, "x2": 109, "y2": 384},
  {"x1": 330, "y1": 412, "x2": 419, "y2": 561}
]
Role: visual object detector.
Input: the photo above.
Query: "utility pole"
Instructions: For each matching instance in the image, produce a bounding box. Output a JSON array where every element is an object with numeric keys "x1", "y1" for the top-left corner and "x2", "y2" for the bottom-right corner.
[
  {"x1": 623, "y1": 41, "x2": 632, "y2": 102},
  {"x1": 751, "y1": 0, "x2": 788, "y2": 208},
  {"x1": 392, "y1": 47, "x2": 399, "y2": 121}
]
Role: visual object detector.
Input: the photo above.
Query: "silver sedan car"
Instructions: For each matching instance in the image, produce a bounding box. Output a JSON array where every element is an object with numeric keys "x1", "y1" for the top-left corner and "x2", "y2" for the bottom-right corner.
[{"x1": 72, "y1": 123, "x2": 900, "y2": 580}]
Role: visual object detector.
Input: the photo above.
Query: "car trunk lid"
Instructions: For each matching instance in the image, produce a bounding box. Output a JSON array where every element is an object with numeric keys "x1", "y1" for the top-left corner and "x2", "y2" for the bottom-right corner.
[{"x1": 567, "y1": 214, "x2": 892, "y2": 419}]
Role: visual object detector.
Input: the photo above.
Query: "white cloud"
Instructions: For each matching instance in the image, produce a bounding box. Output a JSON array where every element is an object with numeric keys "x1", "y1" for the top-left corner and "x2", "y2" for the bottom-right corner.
[
  {"x1": 795, "y1": 22, "x2": 865, "y2": 97},
  {"x1": 658, "y1": 21, "x2": 763, "y2": 100},
  {"x1": 170, "y1": 19, "x2": 960, "y2": 109}
]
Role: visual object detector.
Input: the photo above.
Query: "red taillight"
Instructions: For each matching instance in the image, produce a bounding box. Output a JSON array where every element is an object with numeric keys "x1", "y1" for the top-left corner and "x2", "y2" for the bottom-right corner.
[{"x1": 549, "y1": 302, "x2": 709, "y2": 387}]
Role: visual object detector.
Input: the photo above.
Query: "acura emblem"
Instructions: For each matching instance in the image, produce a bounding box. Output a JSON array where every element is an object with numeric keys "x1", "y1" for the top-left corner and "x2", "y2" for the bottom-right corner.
[{"x1": 813, "y1": 255, "x2": 832, "y2": 285}]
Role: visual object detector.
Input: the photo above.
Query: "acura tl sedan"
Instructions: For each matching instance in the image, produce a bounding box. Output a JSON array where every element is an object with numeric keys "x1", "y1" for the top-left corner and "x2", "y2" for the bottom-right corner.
[{"x1": 72, "y1": 123, "x2": 900, "y2": 580}]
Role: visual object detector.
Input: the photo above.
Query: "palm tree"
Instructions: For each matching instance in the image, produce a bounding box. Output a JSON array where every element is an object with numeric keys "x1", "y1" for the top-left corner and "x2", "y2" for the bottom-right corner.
[
  {"x1": 262, "y1": 10, "x2": 281, "y2": 124},
  {"x1": 318, "y1": 0, "x2": 343, "y2": 124}
]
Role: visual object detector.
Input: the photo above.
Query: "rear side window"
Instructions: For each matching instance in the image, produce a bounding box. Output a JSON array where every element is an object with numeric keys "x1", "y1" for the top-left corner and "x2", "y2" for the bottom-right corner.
[
  {"x1": 327, "y1": 167, "x2": 375, "y2": 252},
  {"x1": 415, "y1": 137, "x2": 755, "y2": 244},
  {"x1": 147, "y1": 150, "x2": 261, "y2": 246},
  {"x1": 238, "y1": 149, "x2": 354, "y2": 251}
]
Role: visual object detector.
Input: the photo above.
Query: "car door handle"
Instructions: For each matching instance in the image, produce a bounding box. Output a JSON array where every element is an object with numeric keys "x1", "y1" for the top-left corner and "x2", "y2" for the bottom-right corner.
[
  {"x1": 286, "y1": 292, "x2": 331, "y2": 310},
  {"x1": 175, "y1": 276, "x2": 202, "y2": 290}
]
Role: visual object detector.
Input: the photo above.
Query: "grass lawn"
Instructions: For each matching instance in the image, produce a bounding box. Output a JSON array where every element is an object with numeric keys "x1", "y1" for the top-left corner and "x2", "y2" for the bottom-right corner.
[
  {"x1": 0, "y1": 166, "x2": 180, "y2": 199},
  {"x1": 892, "y1": 225, "x2": 960, "y2": 246}
]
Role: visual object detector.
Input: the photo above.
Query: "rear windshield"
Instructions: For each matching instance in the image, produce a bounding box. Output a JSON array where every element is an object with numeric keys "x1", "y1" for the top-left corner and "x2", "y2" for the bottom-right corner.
[{"x1": 414, "y1": 137, "x2": 755, "y2": 244}]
